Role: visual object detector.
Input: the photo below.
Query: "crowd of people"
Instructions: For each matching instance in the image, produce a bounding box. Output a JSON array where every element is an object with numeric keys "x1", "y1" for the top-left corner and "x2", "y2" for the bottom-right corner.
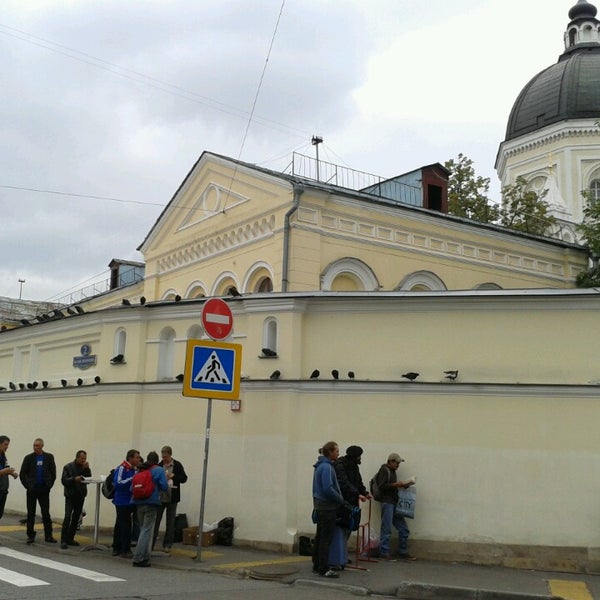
[
  {"x1": 311, "y1": 441, "x2": 416, "y2": 579},
  {"x1": 0, "y1": 435, "x2": 188, "y2": 568}
]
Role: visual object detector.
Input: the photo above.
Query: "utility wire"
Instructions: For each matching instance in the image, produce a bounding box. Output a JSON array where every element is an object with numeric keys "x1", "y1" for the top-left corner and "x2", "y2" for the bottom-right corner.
[
  {"x1": 0, "y1": 20, "x2": 308, "y2": 139},
  {"x1": 222, "y1": 0, "x2": 287, "y2": 212}
]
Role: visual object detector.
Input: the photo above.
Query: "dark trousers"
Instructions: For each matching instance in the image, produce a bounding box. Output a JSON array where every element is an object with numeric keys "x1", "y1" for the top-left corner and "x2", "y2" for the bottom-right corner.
[
  {"x1": 61, "y1": 495, "x2": 84, "y2": 543},
  {"x1": 312, "y1": 509, "x2": 337, "y2": 574},
  {"x1": 112, "y1": 505, "x2": 135, "y2": 554},
  {"x1": 26, "y1": 486, "x2": 53, "y2": 539},
  {"x1": 152, "y1": 502, "x2": 177, "y2": 549},
  {"x1": 0, "y1": 490, "x2": 7, "y2": 520}
]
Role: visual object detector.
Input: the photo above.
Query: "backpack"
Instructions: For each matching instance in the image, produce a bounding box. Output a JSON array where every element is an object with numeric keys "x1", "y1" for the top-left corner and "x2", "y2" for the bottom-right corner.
[
  {"x1": 131, "y1": 467, "x2": 155, "y2": 500},
  {"x1": 369, "y1": 466, "x2": 391, "y2": 502},
  {"x1": 101, "y1": 468, "x2": 116, "y2": 499}
]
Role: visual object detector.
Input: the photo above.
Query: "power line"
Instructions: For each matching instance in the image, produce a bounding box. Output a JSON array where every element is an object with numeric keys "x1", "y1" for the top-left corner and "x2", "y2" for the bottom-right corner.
[{"x1": 0, "y1": 20, "x2": 310, "y2": 140}]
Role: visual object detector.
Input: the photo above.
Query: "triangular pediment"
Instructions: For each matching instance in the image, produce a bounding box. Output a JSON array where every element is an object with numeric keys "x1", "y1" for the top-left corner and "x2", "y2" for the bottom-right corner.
[{"x1": 176, "y1": 182, "x2": 248, "y2": 232}]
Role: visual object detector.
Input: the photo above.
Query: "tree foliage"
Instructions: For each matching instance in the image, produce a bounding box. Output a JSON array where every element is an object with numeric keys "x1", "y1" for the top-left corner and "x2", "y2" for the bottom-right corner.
[
  {"x1": 445, "y1": 154, "x2": 556, "y2": 237},
  {"x1": 499, "y1": 176, "x2": 556, "y2": 236},
  {"x1": 444, "y1": 154, "x2": 499, "y2": 223},
  {"x1": 576, "y1": 190, "x2": 600, "y2": 258},
  {"x1": 575, "y1": 190, "x2": 600, "y2": 287}
]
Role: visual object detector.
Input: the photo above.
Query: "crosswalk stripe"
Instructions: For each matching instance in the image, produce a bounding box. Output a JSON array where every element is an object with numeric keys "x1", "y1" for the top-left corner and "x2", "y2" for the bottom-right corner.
[
  {"x1": 0, "y1": 565, "x2": 49, "y2": 587},
  {"x1": 0, "y1": 548, "x2": 125, "y2": 583}
]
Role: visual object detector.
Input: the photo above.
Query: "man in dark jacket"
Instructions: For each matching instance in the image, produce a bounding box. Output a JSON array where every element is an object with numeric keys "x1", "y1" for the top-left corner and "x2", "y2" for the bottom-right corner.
[
  {"x1": 373, "y1": 452, "x2": 415, "y2": 560},
  {"x1": 60, "y1": 450, "x2": 91, "y2": 549},
  {"x1": 152, "y1": 445, "x2": 188, "y2": 551},
  {"x1": 19, "y1": 438, "x2": 57, "y2": 544},
  {"x1": 334, "y1": 445, "x2": 371, "y2": 565},
  {"x1": 0, "y1": 435, "x2": 18, "y2": 520},
  {"x1": 334, "y1": 445, "x2": 370, "y2": 507}
]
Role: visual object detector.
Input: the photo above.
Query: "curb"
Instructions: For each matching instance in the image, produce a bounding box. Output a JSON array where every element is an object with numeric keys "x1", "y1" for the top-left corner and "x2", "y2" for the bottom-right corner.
[
  {"x1": 293, "y1": 578, "x2": 369, "y2": 596},
  {"x1": 395, "y1": 582, "x2": 563, "y2": 600}
]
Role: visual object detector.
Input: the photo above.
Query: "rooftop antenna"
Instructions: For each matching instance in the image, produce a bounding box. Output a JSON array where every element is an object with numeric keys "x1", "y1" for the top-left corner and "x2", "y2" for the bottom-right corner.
[
  {"x1": 311, "y1": 135, "x2": 323, "y2": 181},
  {"x1": 18, "y1": 278, "x2": 25, "y2": 300}
]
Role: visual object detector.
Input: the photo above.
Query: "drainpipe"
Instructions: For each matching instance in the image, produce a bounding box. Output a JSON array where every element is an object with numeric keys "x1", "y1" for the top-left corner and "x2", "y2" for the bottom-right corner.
[{"x1": 282, "y1": 185, "x2": 304, "y2": 292}]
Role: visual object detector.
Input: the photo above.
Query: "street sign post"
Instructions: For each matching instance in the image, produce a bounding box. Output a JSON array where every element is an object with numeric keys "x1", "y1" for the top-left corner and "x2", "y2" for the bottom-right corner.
[
  {"x1": 201, "y1": 298, "x2": 233, "y2": 341},
  {"x1": 181, "y1": 338, "x2": 243, "y2": 562},
  {"x1": 182, "y1": 339, "x2": 242, "y2": 400}
]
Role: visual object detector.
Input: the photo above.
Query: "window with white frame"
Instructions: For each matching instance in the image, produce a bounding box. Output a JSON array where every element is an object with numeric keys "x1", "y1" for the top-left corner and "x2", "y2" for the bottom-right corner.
[
  {"x1": 589, "y1": 179, "x2": 600, "y2": 203},
  {"x1": 157, "y1": 327, "x2": 176, "y2": 381}
]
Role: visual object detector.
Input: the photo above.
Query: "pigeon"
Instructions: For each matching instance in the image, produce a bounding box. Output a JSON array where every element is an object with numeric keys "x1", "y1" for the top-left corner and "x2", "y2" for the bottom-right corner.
[
  {"x1": 122, "y1": 298, "x2": 131, "y2": 306},
  {"x1": 9, "y1": 382, "x2": 16, "y2": 391},
  {"x1": 444, "y1": 370, "x2": 459, "y2": 381},
  {"x1": 269, "y1": 370, "x2": 281, "y2": 380},
  {"x1": 310, "y1": 369, "x2": 320, "y2": 379},
  {"x1": 31, "y1": 381, "x2": 38, "y2": 389},
  {"x1": 75, "y1": 306, "x2": 85, "y2": 314},
  {"x1": 0, "y1": 386, "x2": 5, "y2": 391},
  {"x1": 175, "y1": 373, "x2": 184, "y2": 382},
  {"x1": 402, "y1": 372, "x2": 420, "y2": 381},
  {"x1": 94, "y1": 376, "x2": 101, "y2": 384},
  {"x1": 331, "y1": 369, "x2": 339, "y2": 380},
  {"x1": 174, "y1": 295, "x2": 182, "y2": 302},
  {"x1": 228, "y1": 286, "x2": 242, "y2": 297},
  {"x1": 66, "y1": 307, "x2": 76, "y2": 315},
  {"x1": 61, "y1": 379, "x2": 68, "y2": 387},
  {"x1": 77, "y1": 378, "x2": 83, "y2": 386},
  {"x1": 42, "y1": 381, "x2": 49, "y2": 388},
  {"x1": 110, "y1": 354, "x2": 124, "y2": 364},
  {"x1": 140, "y1": 296, "x2": 146, "y2": 305},
  {"x1": 26, "y1": 383, "x2": 33, "y2": 390},
  {"x1": 261, "y1": 348, "x2": 277, "y2": 357},
  {"x1": 348, "y1": 371, "x2": 355, "y2": 379},
  {"x1": 18, "y1": 383, "x2": 25, "y2": 390}
]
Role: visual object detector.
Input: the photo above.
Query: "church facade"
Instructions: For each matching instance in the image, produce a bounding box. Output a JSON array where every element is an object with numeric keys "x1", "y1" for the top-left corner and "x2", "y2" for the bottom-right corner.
[{"x1": 496, "y1": 0, "x2": 600, "y2": 243}]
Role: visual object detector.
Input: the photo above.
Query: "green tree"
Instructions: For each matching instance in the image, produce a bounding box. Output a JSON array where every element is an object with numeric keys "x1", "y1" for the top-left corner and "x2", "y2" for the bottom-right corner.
[
  {"x1": 575, "y1": 190, "x2": 600, "y2": 287},
  {"x1": 500, "y1": 176, "x2": 556, "y2": 236},
  {"x1": 444, "y1": 154, "x2": 499, "y2": 223}
]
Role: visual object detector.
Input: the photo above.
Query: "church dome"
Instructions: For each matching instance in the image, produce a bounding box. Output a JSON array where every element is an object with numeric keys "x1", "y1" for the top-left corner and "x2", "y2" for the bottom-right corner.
[{"x1": 504, "y1": 1, "x2": 600, "y2": 142}]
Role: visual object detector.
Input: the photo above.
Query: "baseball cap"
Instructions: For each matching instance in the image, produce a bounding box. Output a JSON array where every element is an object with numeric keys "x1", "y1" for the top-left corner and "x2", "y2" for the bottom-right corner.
[{"x1": 387, "y1": 452, "x2": 404, "y2": 463}]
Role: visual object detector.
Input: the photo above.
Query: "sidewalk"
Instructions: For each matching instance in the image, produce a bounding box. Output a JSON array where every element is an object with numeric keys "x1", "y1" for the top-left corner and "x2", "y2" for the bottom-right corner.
[{"x1": 1, "y1": 512, "x2": 597, "y2": 599}]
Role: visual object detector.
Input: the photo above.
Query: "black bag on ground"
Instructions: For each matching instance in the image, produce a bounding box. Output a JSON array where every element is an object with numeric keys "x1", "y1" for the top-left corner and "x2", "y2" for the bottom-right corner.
[
  {"x1": 174, "y1": 513, "x2": 188, "y2": 543},
  {"x1": 216, "y1": 517, "x2": 234, "y2": 546},
  {"x1": 298, "y1": 535, "x2": 314, "y2": 556}
]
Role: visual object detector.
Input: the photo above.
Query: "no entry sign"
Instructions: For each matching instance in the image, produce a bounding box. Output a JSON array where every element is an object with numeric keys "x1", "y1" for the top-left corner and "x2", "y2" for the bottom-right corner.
[{"x1": 201, "y1": 298, "x2": 233, "y2": 340}]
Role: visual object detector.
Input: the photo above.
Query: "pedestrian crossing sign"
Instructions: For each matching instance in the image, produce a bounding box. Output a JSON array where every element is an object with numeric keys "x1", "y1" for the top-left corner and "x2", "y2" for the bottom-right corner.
[{"x1": 183, "y1": 339, "x2": 242, "y2": 399}]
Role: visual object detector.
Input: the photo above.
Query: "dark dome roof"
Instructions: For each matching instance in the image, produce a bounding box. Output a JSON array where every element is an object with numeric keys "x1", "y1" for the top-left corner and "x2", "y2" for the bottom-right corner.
[
  {"x1": 569, "y1": 0, "x2": 597, "y2": 20},
  {"x1": 505, "y1": 47, "x2": 600, "y2": 141}
]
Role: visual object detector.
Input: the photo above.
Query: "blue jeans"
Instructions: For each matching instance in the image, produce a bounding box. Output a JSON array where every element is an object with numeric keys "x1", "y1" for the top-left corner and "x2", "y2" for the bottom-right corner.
[
  {"x1": 133, "y1": 504, "x2": 158, "y2": 563},
  {"x1": 379, "y1": 502, "x2": 410, "y2": 556}
]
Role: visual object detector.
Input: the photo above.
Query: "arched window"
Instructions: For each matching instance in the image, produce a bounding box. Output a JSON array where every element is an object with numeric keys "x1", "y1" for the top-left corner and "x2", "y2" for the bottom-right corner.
[
  {"x1": 211, "y1": 272, "x2": 241, "y2": 297},
  {"x1": 257, "y1": 277, "x2": 273, "y2": 293},
  {"x1": 475, "y1": 282, "x2": 502, "y2": 290},
  {"x1": 262, "y1": 317, "x2": 278, "y2": 356},
  {"x1": 397, "y1": 271, "x2": 447, "y2": 291},
  {"x1": 569, "y1": 28, "x2": 577, "y2": 46},
  {"x1": 321, "y1": 258, "x2": 379, "y2": 291},
  {"x1": 157, "y1": 327, "x2": 176, "y2": 381},
  {"x1": 188, "y1": 325, "x2": 203, "y2": 339},
  {"x1": 114, "y1": 328, "x2": 127, "y2": 358},
  {"x1": 243, "y1": 262, "x2": 275, "y2": 294},
  {"x1": 589, "y1": 179, "x2": 600, "y2": 203}
]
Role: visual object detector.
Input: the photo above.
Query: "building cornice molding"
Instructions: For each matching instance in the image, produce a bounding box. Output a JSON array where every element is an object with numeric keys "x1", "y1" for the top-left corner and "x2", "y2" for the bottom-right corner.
[
  {"x1": 293, "y1": 204, "x2": 585, "y2": 283},
  {"x1": 497, "y1": 120, "x2": 600, "y2": 172}
]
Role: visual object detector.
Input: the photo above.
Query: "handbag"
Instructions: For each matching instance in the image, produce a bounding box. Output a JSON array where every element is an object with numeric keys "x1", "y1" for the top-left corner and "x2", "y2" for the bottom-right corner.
[
  {"x1": 396, "y1": 486, "x2": 416, "y2": 519},
  {"x1": 336, "y1": 504, "x2": 361, "y2": 531}
]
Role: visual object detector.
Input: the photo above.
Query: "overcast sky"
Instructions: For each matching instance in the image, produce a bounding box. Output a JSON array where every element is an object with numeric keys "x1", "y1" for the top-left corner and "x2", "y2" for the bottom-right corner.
[{"x1": 1, "y1": 0, "x2": 575, "y2": 301}]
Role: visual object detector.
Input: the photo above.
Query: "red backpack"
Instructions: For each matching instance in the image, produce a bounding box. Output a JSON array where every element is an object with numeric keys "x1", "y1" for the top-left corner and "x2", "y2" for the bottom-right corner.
[{"x1": 131, "y1": 466, "x2": 155, "y2": 500}]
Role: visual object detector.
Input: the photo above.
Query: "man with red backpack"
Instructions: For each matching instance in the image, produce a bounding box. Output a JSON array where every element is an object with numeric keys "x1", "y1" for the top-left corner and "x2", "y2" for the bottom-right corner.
[{"x1": 131, "y1": 451, "x2": 168, "y2": 567}]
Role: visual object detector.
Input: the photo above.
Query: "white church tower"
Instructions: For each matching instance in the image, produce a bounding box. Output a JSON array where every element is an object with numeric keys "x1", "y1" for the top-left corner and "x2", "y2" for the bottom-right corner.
[{"x1": 496, "y1": 0, "x2": 600, "y2": 243}]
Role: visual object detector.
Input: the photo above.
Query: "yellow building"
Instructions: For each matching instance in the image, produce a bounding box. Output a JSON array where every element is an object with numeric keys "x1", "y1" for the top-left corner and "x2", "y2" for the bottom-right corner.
[{"x1": 0, "y1": 151, "x2": 598, "y2": 573}]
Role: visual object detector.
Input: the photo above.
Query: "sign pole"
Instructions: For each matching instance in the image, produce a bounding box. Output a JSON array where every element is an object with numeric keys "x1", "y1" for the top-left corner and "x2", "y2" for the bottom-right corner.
[{"x1": 195, "y1": 397, "x2": 212, "y2": 561}]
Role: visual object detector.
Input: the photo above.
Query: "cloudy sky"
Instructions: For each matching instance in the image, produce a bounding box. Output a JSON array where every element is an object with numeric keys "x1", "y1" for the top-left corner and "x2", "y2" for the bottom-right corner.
[{"x1": 1, "y1": 0, "x2": 575, "y2": 301}]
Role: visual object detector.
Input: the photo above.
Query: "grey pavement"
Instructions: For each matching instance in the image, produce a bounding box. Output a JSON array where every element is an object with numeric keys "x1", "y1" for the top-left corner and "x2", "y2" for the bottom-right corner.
[{"x1": 0, "y1": 512, "x2": 597, "y2": 599}]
